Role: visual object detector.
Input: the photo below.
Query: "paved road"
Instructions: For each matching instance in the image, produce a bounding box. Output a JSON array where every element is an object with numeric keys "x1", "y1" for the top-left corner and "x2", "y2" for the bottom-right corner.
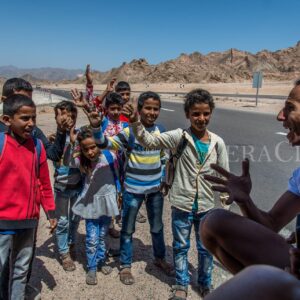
[{"x1": 51, "y1": 89, "x2": 296, "y2": 231}]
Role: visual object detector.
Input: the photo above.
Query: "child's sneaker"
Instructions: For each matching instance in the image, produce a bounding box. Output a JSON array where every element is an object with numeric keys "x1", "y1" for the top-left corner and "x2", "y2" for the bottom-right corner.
[
  {"x1": 86, "y1": 270, "x2": 97, "y2": 285},
  {"x1": 60, "y1": 252, "x2": 76, "y2": 272}
]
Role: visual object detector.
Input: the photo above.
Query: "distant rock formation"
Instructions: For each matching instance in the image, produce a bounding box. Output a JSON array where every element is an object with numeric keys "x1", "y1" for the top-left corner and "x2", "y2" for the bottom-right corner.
[{"x1": 1, "y1": 41, "x2": 300, "y2": 83}]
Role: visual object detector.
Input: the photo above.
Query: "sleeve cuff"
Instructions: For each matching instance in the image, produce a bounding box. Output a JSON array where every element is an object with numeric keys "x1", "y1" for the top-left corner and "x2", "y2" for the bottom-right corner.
[{"x1": 46, "y1": 210, "x2": 56, "y2": 220}]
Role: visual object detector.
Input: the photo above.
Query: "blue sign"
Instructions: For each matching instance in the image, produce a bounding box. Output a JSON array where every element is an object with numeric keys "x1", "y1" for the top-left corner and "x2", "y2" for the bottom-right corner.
[{"x1": 253, "y1": 72, "x2": 263, "y2": 88}]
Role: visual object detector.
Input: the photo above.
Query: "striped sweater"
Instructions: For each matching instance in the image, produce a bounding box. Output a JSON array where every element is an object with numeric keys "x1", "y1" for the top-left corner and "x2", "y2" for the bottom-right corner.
[{"x1": 92, "y1": 124, "x2": 166, "y2": 194}]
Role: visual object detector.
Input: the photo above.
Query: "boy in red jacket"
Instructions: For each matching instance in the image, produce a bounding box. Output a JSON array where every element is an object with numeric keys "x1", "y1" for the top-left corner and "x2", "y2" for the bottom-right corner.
[{"x1": 0, "y1": 94, "x2": 56, "y2": 299}]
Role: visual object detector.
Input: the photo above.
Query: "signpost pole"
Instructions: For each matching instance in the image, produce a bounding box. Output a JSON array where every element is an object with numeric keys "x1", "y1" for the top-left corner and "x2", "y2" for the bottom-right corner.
[{"x1": 255, "y1": 84, "x2": 259, "y2": 107}]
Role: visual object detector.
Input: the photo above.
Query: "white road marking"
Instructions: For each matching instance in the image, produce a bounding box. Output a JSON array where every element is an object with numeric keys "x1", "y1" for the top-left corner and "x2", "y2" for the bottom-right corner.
[
  {"x1": 161, "y1": 108, "x2": 175, "y2": 112},
  {"x1": 275, "y1": 132, "x2": 287, "y2": 136}
]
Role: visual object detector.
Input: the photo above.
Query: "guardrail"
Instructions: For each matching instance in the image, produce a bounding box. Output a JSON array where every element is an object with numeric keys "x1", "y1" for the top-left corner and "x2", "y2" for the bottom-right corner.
[{"x1": 48, "y1": 88, "x2": 287, "y2": 102}]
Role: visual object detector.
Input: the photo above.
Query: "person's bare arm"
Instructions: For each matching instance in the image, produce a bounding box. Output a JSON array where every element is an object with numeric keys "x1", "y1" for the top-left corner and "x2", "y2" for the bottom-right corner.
[
  {"x1": 96, "y1": 77, "x2": 117, "y2": 105},
  {"x1": 205, "y1": 159, "x2": 300, "y2": 232}
]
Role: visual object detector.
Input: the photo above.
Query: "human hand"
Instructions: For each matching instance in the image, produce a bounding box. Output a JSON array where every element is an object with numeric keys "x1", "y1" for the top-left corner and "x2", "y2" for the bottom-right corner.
[
  {"x1": 70, "y1": 126, "x2": 78, "y2": 144},
  {"x1": 47, "y1": 132, "x2": 56, "y2": 143},
  {"x1": 122, "y1": 97, "x2": 139, "y2": 123},
  {"x1": 105, "y1": 77, "x2": 117, "y2": 93},
  {"x1": 289, "y1": 247, "x2": 300, "y2": 279},
  {"x1": 71, "y1": 88, "x2": 89, "y2": 109},
  {"x1": 160, "y1": 182, "x2": 170, "y2": 197},
  {"x1": 204, "y1": 159, "x2": 252, "y2": 205},
  {"x1": 286, "y1": 232, "x2": 296, "y2": 244},
  {"x1": 49, "y1": 218, "x2": 57, "y2": 234},
  {"x1": 84, "y1": 109, "x2": 103, "y2": 128},
  {"x1": 56, "y1": 108, "x2": 74, "y2": 132}
]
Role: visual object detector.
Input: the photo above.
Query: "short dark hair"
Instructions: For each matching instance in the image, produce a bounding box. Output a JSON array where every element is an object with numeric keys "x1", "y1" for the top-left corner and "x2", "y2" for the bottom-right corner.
[
  {"x1": 115, "y1": 81, "x2": 131, "y2": 92},
  {"x1": 3, "y1": 94, "x2": 35, "y2": 116},
  {"x1": 184, "y1": 89, "x2": 215, "y2": 114},
  {"x1": 104, "y1": 92, "x2": 123, "y2": 108},
  {"x1": 54, "y1": 100, "x2": 77, "y2": 117},
  {"x1": 295, "y1": 79, "x2": 300, "y2": 86},
  {"x1": 2, "y1": 78, "x2": 33, "y2": 98},
  {"x1": 137, "y1": 91, "x2": 161, "y2": 112}
]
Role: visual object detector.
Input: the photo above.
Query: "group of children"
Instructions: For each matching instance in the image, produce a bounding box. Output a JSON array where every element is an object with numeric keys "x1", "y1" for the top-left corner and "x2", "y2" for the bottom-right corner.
[{"x1": 0, "y1": 65, "x2": 230, "y2": 300}]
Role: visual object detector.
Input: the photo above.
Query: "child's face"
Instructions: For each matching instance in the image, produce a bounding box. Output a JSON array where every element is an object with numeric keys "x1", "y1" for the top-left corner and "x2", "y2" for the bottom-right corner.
[
  {"x1": 139, "y1": 98, "x2": 160, "y2": 127},
  {"x1": 107, "y1": 104, "x2": 122, "y2": 121},
  {"x1": 56, "y1": 109, "x2": 77, "y2": 129},
  {"x1": 5, "y1": 105, "x2": 36, "y2": 141},
  {"x1": 119, "y1": 90, "x2": 131, "y2": 104},
  {"x1": 186, "y1": 103, "x2": 212, "y2": 134},
  {"x1": 80, "y1": 137, "x2": 100, "y2": 161}
]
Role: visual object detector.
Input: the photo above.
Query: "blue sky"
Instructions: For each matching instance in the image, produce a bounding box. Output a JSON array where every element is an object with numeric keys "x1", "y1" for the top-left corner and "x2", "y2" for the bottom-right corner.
[{"x1": 1, "y1": 0, "x2": 299, "y2": 71}]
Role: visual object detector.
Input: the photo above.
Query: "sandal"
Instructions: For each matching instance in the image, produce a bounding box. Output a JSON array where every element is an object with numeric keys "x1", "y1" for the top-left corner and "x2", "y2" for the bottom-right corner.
[
  {"x1": 169, "y1": 285, "x2": 188, "y2": 300},
  {"x1": 119, "y1": 267, "x2": 135, "y2": 285}
]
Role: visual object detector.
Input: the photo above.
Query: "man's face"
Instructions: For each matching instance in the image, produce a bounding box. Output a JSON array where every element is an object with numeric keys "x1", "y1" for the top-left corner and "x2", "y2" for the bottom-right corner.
[
  {"x1": 277, "y1": 85, "x2": 300, "y2": 146},
  {"x1": 107, "y1": 104, "x2": 122, "y2": 121},
  {"x1": 139, "y1": 98, "x2": 160, "y2": 127},
  {"x1": 186, "y1": 103, "x2": 212, "y2": 135},
  {"x1": 4, "y1": 105, "x2": 36, "y2": 142},
  {"x1": 119, "y1": 90, "x2": 131, "y2": 104}
]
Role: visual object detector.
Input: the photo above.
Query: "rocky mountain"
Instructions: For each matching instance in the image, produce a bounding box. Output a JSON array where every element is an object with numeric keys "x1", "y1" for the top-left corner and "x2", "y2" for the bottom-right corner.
[
  {"x1": 73, "y1": 41, "x2": 300, "y2": 84},
  {"x1": 1, "y1": 41, "x2": 300, "y2": 84},
  {"x1": 0, "y1": 66, "x2": 82, "y2": 82}
]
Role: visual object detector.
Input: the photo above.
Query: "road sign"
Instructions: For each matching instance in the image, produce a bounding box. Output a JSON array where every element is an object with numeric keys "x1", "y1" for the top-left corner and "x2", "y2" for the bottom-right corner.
[{"x1": 253, "y1": 71, "x2": 263, "y2": 88}]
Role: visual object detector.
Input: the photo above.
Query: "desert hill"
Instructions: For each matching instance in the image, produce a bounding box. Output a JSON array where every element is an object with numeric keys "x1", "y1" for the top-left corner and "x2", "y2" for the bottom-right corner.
[{"x1": 1, "y1": 41, "x2": 300, "y2": 83}]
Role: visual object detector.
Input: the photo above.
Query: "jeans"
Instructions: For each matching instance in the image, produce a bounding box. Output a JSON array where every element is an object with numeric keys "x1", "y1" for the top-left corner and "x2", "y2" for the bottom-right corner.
[
  {"x1": 172, "y1": 207, "x2": 213, "y2": 288},
  {"x1": 0, "y1": 229, "x2": 35, "y2": 300},
  {"x1": 120, "y1": 191, "x2": 165, "y2": 268},
  {"x1": 55, "y1": 188, "x2": 81, "y2": 255},
  {"x1": 85, "y1": 216, "x2": 111, "y2": 271}
]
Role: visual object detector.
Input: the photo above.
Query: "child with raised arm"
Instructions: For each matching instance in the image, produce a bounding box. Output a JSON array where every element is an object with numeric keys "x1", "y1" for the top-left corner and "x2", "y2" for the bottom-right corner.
[
  {"x1": 52, "y1": 101, "x2": 83, "y2": 272},
  {"x1": 85, "y1": 64, "x2": 116, "y2": 111},
  {"x1": 124, "y1": 89, "x2": 229, "y2": 299},
  {"x1": 0, "y1": 94, "x2": 56, "y2": 299},
  {"x1": 83, "y1": 91, "x2": 173, "y2": 285},
  {"x1": 64, "y1": 127, "x2": 119, "y2": 285}
]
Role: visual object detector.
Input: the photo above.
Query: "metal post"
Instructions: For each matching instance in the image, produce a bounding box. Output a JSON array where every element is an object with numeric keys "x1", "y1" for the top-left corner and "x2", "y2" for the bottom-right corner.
[{"x1": 255, "y1": 85, "x2": 259, "y2": 107}]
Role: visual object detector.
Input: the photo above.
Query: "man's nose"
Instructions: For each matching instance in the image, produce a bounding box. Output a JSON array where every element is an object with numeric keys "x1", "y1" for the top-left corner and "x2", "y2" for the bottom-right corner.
[{"x1": 277, "y1": 108, "x2": 285, "y2": 121}]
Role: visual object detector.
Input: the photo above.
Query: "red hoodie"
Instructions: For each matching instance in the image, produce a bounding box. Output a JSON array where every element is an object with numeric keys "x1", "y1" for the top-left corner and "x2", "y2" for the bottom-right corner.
[{"x1": 0, "y1": 134, "x2": 55, "y2": 230}]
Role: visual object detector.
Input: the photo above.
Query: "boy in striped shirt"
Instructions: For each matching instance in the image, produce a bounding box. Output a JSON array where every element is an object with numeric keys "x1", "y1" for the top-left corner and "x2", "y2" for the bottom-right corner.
[{"x1": 86, "y1": 91, "x2": 173, "y2": 285}]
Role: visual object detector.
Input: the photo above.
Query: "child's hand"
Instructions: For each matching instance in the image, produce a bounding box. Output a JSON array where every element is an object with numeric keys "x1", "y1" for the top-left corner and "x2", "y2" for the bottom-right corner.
[
  {"x1": 47, "y1": 132, "x2": 56, "y2": 143},
  {"x1": 70, "y1": 126, "x2": 78, "y2": 144},
  {"x1": 122, "y1": 99, "x2": 139, "y2": 123},
  {"x1": 49, "y1": 218, "x2": 57, "y2": 234},
  {"x1": 56, "y1": 108, "x2": 75, "y2": 132},
  {"x1": 71, "y1": 89, "x2": 89, "y2": 109},
  {"x1": 105, "y1": 77, "x2": 117, "y2": 93},
  {"x1": 84, "y1": 109, "x2": 103, "y2": 128}
]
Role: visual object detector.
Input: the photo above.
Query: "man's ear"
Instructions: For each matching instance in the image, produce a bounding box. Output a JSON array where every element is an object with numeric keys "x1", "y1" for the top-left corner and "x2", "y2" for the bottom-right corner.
[{"x1": 2, "y1": 114, "x2": 12, "y2": 126}]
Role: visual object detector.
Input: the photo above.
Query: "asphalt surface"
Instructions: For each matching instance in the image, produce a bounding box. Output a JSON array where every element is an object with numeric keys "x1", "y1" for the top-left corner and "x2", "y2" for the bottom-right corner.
[{"x1": 51, "y1": 89, "x2": 297, "y2": 231}]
